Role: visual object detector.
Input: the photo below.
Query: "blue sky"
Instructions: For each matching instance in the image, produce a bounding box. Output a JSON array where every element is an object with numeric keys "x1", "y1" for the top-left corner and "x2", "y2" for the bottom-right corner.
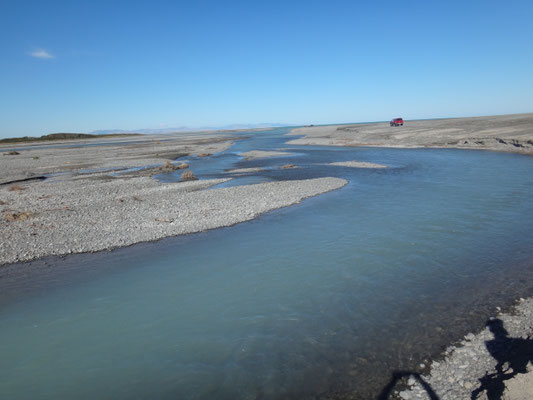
[{"x1": 1, "y1": 0, "x2": 532, "y2": 138}]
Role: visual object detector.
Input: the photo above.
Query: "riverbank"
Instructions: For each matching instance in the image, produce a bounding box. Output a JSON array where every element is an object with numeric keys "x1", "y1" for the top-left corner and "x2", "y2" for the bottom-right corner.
[
  {"x1": 388, "y1": 297, "x2": 533, "y2": 400},
  {"x1": 288, "y1": 113, "x2": 533, "y2": 154}
]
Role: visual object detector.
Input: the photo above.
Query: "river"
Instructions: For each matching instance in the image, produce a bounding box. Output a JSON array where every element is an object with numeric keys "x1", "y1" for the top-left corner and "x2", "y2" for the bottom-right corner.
[{"x1": 1, "y1": 128, "x2": 533, "y2": 399}]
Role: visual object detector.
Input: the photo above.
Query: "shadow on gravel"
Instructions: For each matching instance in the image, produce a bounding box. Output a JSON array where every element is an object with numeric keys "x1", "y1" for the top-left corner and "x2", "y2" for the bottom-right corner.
[
  {"x1": 377, "y1": 371, "x2": 440, "y2": 400},
  {"x1": 471, "y1": 318, "x2": 533, "y2": 400}
]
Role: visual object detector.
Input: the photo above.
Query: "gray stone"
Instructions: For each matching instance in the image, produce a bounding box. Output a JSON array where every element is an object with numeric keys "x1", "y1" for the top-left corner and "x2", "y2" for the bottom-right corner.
[{"x1": 399, "y1": 390, "x2": 411, "y2": 400}]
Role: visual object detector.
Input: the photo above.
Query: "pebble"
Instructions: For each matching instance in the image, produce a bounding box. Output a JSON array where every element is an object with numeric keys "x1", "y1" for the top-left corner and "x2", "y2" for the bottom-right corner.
[{"x1": 399, "y1": 391, "x2": 411, "y2": 399}]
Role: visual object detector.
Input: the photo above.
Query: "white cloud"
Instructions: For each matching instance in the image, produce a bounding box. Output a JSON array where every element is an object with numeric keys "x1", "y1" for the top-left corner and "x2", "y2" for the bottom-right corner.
[{"x1": 30, "y1": 49, "x2": 55, "y2": 59}]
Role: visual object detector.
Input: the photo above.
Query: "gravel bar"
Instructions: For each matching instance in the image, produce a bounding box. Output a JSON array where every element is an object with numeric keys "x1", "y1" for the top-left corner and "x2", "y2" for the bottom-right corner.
[
  {"x1": 240, "y1": 150, "x2": 295, "y2": 160},
  {"x1": 225, "y1": 167, "x2": 266, "y2": 174},
  {"x1": 328, "y1": 161, "x2": 388, "y2": 168},
  {"x1": 0, "y1": 176, "x2": 346, "y2": 265}
]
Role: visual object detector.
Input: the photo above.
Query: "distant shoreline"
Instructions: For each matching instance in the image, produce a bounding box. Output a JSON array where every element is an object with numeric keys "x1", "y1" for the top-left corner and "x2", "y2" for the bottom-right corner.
[
  {"x1": 0, "y1": 127, "x2": 280, "y2": 147},
  {"x1": 288, "y1": 113, "x2": 533, "y2": 155},
  {"x1": 0, "y1": 132, "x2": 142, "y2": 145}
]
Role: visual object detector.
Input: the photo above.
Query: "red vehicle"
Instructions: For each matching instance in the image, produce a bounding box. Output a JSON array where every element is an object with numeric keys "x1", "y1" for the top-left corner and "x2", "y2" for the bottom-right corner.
[{"x1": 390, "y1": 117, "x2": 404, "y2": 126}]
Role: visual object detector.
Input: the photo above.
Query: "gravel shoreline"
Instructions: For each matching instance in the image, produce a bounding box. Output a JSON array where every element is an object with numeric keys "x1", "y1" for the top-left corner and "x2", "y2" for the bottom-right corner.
[
  {"x1": 385, "y1": 298, "x2": 533, "y2": 400},
  {"x1": 288, "y1": 113, "x2": 533, "y2": 154},
  {"x1": 0, "y1": 175, "x2": 346, "y2": 265}
]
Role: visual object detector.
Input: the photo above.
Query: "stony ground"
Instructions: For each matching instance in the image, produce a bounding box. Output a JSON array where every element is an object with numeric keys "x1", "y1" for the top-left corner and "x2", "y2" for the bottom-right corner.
[
  {"x1": 288, "y1": 113, "x2": 533, "y2": 154},
  {"x1": 390, "y1": 298, "x2": 533, "y2": 400}
]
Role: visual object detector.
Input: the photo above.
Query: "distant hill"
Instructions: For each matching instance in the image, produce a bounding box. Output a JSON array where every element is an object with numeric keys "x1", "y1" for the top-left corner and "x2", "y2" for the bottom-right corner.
[{"x1": 0, "y1": 132, "x2": 140, "y2": 144}]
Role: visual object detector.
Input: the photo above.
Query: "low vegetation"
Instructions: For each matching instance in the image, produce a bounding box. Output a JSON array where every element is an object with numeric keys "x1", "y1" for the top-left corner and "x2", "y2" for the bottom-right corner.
[
  {"x1": 0, "y1": 132, "x2": 140, "y2": 144},
  {"x1": 159, "y1": 161, "x2": 188, "y2": 173},
  {"x1": 5, "y1": 211, "x2": 32, "y2": 222},
  {"x1": 181, "y1": 170, "x2": 198, "y2": 181}
]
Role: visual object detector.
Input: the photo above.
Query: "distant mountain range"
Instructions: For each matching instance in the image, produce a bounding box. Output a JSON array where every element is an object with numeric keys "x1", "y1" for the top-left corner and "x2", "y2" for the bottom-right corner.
[{"x1": 91, "y1": 123, "x2": 288, "y2": 135}]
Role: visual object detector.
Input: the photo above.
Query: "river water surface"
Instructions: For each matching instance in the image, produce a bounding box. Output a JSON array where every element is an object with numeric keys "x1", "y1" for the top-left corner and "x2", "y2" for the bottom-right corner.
[{"x1": 1, "y1": 128, "x2": 533, "y2": 399}]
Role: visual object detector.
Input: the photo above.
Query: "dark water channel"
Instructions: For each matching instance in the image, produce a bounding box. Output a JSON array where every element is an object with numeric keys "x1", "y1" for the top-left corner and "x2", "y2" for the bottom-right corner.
[{"x1": 2, "y1": 128, "x2": 533, "y2": 399}]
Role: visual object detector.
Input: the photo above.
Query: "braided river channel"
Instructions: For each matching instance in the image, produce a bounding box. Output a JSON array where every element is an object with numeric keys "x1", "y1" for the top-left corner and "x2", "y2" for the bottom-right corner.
[{"x1": 2, "y1": 128, "x2": 533, "y2": 399}]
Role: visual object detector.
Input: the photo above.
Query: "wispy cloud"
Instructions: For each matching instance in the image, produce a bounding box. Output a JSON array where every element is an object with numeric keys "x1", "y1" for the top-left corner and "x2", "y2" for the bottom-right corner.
[{"x1": 29, "y1": 49, "x2": 55, "y2": 59}]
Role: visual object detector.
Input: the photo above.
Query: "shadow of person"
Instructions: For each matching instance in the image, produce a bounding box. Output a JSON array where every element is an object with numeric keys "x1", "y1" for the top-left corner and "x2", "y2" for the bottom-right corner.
[
  {"x1": 471, "y1": 318, "x2": 533, "y2": 399},
  {"x1": 377, "y1": 371, "x2": 440, "y2": 400}
]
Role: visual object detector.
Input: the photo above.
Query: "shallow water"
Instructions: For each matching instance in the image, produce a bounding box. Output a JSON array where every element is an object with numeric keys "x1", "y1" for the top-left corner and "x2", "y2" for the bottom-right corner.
[{"x1": 2, "y1": 129, "x2": 533, "y2": 399}]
